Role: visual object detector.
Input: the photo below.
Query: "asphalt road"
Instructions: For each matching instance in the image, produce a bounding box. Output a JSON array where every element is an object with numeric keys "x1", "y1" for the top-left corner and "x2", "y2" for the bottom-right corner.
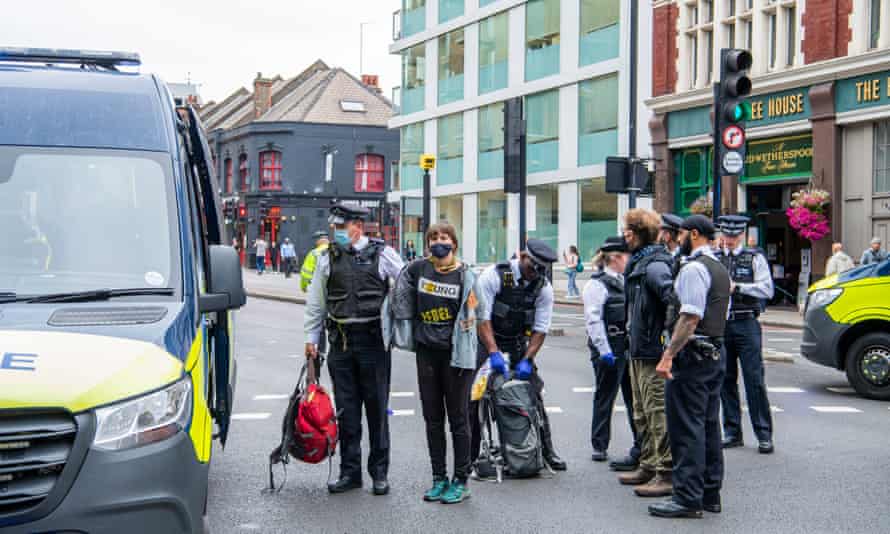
[{"x1": 207, "y1": 299, "x2": 889, "y2": 534}]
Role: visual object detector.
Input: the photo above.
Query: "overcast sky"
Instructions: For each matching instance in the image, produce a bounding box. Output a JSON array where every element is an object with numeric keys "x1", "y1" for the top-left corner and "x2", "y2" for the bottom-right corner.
[{"x1": 3, "y1": 0, "x2": 402, "y2": 103}]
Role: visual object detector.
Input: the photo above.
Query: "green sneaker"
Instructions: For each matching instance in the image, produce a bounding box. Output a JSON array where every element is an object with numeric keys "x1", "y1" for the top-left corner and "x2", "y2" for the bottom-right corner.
[
  {"x1": 423, "y1": 478, "x2": 449, "y2": 502},
  {"x1": 440, "y1": 479, "x2": 470, "y2": 504}
]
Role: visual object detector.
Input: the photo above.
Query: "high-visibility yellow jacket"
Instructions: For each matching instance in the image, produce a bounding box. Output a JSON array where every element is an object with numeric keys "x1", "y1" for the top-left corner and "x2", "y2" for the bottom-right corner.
[{"x1": 300, "y1": 244, "x2": 328, "y2": 292}]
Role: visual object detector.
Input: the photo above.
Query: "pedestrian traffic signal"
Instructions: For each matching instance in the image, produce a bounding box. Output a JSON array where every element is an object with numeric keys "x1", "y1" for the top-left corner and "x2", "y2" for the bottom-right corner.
[
  {"x1": 238, "y1": 204, "x2": 247, "y2": 219},
  {"x1": 258, "y1": 201, "x2": 268, "y2": 219}
]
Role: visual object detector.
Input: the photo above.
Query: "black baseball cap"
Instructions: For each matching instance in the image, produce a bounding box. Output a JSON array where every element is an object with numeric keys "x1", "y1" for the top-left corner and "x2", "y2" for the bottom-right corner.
[{"x1": 681, "y1": 214, "x2": 717, "y2": 240}]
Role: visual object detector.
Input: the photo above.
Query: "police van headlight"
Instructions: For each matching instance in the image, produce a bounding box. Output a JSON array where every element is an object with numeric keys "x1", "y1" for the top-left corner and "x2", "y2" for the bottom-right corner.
[
  {"x1": 93, "y1": 379, "x2": 192, "y2": 451},
  {"x1": 808, "y1": 288, "x2": 843, "y2": 310}
]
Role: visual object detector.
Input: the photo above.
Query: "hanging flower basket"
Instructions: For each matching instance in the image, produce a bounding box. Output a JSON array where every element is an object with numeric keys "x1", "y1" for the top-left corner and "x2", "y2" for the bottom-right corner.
[
  {"x1": 690, "y1": 195, "x2": 713, "y2": 218},
  {"x1": 786, "y1": 188, "x2": 830, "y2": 242}
]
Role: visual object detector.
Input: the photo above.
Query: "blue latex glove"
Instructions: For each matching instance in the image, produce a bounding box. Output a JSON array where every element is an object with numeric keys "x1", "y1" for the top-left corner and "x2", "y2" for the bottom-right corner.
[
  {"x1": 489, "y1": 351, "x2": 509, "y2": 377},
  {"x1": 600, "y1": 352, "x2": 616, "y2": 366},
  {"x1": 516, "y1": 358, "x2": 534, "y2": 381}
]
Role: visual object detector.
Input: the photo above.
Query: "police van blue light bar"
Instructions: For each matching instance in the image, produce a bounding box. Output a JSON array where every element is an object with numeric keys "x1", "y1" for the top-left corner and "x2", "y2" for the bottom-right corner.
[{"x1": 0, "y1": 47, "x2": 141, "y2": 67}]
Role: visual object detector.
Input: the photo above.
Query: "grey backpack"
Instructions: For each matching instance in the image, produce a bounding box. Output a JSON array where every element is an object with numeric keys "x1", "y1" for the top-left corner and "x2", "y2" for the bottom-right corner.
[{"x1": 493, "y1": 378, "x2": 545, "y2": 478}]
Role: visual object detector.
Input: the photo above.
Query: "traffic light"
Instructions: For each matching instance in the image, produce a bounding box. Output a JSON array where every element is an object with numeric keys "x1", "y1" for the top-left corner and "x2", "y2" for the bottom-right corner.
[
  {"x1": 712, "y1": 48, "x2": 752, "y2": 220},
  {"x1": 503, "y1": 97, "x2": 525, "y2": 194},
  {"x1": 258, "y1": 201, "x2": 268, "y2": 219},
  {"x1": 237, "y1": 204, "x2": 247, "y2": 220}
]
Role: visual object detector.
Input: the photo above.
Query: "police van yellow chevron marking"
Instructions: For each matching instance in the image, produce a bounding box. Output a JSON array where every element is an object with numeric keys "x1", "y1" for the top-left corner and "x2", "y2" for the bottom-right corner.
[
  {"x1": 186, "y1": 327, "x2": 213, "y2": 463},
  {"x1": 0, "y1": 330, "x2": 182, "y2": 413}
]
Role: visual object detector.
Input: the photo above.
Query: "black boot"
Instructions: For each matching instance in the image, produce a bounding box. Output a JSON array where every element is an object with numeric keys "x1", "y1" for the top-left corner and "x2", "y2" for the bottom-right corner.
[{"x1": 540, "y1": 414, "x2": 567, "y2": 471}]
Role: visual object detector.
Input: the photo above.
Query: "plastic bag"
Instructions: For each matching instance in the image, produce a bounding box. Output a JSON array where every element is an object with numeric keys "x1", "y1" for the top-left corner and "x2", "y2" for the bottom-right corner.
[{"x1": 471, "y1": 357, "x2": 491, "y2": 401}]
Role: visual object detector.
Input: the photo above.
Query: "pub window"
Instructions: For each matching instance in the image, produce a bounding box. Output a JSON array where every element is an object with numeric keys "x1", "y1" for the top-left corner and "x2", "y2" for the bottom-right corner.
[
  {"x1": 875, "y1": 121, "x2": 890, "y2": 194},
  {"x1": 355, "y1": 154, "x2": 385, "y2": 193},
  {"x1": 870, "y1": 0, "x2": 882, "y2": 50},
  {"x1": 224, "y1": 157, "x2": 233, "y2": 194},
  {"x1": 684, "y1": 0, "x2": 716, "y2": 90},
  {"x1": 259, "y1": 150, "x2": 282, "y2": 190}
]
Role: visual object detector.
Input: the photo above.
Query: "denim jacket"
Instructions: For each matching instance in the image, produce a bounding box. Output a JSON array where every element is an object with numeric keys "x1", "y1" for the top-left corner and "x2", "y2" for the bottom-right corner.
[{"x1": 382, "y1": 260, "x2": 483, "y2": 370}]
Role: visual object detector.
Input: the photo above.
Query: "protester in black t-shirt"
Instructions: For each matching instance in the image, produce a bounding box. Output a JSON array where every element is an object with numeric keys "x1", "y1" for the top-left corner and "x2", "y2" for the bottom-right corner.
[{"x1": 401, "y1": 222, "x2": 481, "y2": 505}]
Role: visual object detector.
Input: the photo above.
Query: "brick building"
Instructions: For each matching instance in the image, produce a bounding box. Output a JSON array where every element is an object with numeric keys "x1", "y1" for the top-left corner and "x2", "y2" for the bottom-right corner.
[
  {"x1": 199, "y1": 61, "x2": 399, "y2": 267},
  {"x1": 646, "y1": 0, "x2": 890, "y2": 297}
]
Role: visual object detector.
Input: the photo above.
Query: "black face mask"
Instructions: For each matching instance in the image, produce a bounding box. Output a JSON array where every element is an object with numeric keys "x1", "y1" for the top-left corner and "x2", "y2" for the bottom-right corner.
[
  {"x1": 679, "y1": 235, "x2": 694, "y2": 257},
  {"x1": 429, "y1": 243, "x2": 453, "y2": 259}
]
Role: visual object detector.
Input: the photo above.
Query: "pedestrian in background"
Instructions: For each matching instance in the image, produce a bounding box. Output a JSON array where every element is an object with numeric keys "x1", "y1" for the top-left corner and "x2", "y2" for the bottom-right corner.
[
  {"x1": 584, "y1": 237, "x2": 640, "y2": 465},
  {"x1": 281, "y1": 238, "x2": 297, "y2": 278},
  {"x1": 649, "y1": 214, "x2": 731, "y2": 519},
  {"x1": 619, "y1": 209, "x2": 675, "y2": 498},
  {"x1": 254, "y1": 237, "x2": 268, "y2": 275},
  {"x1": 388, "y1": 222, "x2": 482, "y2": 505},
  {"x1": 859, "y1": 237, "x2": 888, "y2": 265},
  {"x1": 404, "y1": 240, "x2": 418, "y2": 262},
  {"x1": 825, "y1": 242, "x2": 855, "y2": 276},
  {"x1": 564, "y1": 245, "x2": 581, "y2": 298},
  {"x1": 716, "y1": 215, "x2": 775, "y2": 454}
]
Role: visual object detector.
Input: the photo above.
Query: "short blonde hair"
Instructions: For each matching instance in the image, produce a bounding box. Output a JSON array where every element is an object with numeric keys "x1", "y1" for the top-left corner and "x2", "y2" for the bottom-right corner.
[{"x1": 623, "y1": 208, "x2": 661, "y2": 245}]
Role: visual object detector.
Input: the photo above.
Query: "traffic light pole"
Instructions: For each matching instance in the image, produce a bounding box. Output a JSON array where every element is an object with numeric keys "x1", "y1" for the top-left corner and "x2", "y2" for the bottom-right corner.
[
  {"x1": 712, "y1": 82, "x2": 722, "y2": 221},
  {"x1": 518, "y1": 119, "x2": 528, "y2": 252},
  {"x1": 422, "y1": 168, "x2": 431, "y2": 235},
  {"x1": 627, "y1": 0, "x2": 638, "y2": 210}
]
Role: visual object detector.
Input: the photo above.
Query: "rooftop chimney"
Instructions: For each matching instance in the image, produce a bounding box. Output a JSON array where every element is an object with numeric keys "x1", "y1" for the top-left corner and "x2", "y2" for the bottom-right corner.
[
  {"x1": 361, "y1": 74, "x2": 383, "y2": 94},
  {"x1": 254, "y1": 72, "x2": 274, "y2": 118}
]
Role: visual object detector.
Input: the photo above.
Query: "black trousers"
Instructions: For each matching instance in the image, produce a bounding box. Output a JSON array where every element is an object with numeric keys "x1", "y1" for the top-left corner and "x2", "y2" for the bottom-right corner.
[
  {"x1": 416, "y1": 345, "x2": 474, "y2": 482},
  {"x1": 590, "y1": 349, "x2": 641, "y2": 457},
  {"x1": 665, "y1": 348, "x2": 725, "y2": 509},
  {"x1": 327, "y1": 324, "x2": 391, "y2": 481},
  {"x1": 469, "y1": 338, "x2": 557, "y2": 463},
  {"x1": 721, "y1": 317, "x2": 773, "y2": 442}
]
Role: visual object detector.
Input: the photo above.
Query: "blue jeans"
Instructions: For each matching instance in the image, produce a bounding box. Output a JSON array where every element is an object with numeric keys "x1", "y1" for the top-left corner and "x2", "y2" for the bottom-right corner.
[
  {"x1": 256, "y1": 255, "x2": 265, "y2": 273},
  {"x1": 567, "y1": 270, "x2": 579, "y2": 296}
]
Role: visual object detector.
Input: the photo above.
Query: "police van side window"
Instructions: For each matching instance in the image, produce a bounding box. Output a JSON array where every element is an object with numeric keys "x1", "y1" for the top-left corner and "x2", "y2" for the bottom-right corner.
[{"x1": 181, "y1": 138, "x2": 209, "y2": 297}]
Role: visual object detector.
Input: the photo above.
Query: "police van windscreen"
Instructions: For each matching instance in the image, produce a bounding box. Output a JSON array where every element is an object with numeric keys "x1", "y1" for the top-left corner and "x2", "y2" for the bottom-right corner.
[{"x1": 0, "y1": 146, "x2": 181, "y2": 297}]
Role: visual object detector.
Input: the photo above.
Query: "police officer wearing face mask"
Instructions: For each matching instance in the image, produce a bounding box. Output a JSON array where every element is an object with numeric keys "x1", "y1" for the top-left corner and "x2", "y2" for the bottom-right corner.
[
  {"x1": 715, "y1": 215, "x2": 775, "y2": 454},
  {"x1": 304, "y1": 203, "x2": 404, "y2": 495},
  {"x1": 469, "y1": 239, "x2": 567, "y2": 471},
  {"x1": 650, "y1": 215, "x2": 732, "y2": 519}
]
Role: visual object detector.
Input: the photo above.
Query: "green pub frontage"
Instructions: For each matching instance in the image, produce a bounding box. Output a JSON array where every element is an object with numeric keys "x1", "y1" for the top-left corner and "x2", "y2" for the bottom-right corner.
[{"x1": 649, "y1": 62, "x2": 890, "y2": 301}]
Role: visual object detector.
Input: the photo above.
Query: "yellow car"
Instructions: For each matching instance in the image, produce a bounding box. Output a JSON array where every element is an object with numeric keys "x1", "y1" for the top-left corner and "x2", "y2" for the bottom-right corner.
[{"x1": 802, "y1": 260, "x2": 890, "y2": 400}]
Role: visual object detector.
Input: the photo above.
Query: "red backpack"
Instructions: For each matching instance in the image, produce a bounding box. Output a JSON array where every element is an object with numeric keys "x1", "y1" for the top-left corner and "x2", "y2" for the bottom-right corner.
[{"x1": 267, "y1": 358, "x2": 338, "y2": 491}]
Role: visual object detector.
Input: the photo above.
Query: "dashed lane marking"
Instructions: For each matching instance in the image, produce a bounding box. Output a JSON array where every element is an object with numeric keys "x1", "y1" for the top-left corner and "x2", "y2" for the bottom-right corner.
[
  {"x1": 573, "y1": 387, "x2": 594, "y2": 393},
  {"x1": 390, "y1": 409, "x2": 416, "y2": 416},
  {"x1": 767, "y1": 387, "x2": 805, "y2": 393},
  {"x1": 742, "y1": 405, "x2": 785, "y2": 413},
  {"x1": 826, "y1": 387, "x2": 856, "y2": 394},
  {"x1": 232, "y1": 413, "x2": 272, "y2": 420},
  {"x1": 545, "y1": 406, "x2": 563, "y2": 414},
  {"x1": 253, "y1": 394, "x2": 289, "y2": 401},
  {"x1": 810, "y1": 406, "x2": 862, "y2": 413},
  {"x1": 766, "y1": 338, "x2": 795, "y2": 342},
  {"x1": 614, "y1": 406, "x2": 627, "y2": 412},
  {"x1": 390, "y1": 392, "x2": 415, "y2": 398}
]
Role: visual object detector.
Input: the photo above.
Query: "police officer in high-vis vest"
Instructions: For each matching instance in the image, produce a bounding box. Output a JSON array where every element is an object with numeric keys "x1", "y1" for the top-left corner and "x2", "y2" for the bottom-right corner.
[
  {"x1": 715, "y1": 215, "x2": 775, "y2": 454},
  {"x1": 470, "y1": 239, "x2": 567, "y2": 471},
  {"x1": 300, "y1": 231, "x2": 330, "y2": 292},
  {"x1": 583, "y1": 236, "x2": 641, "y2": 464},
  {"x1": 304, "y1": 203, "x2": 404, "y2": 495},
  {"x1": 650, "y1": 214, "x2": 732, "y2": 519}
]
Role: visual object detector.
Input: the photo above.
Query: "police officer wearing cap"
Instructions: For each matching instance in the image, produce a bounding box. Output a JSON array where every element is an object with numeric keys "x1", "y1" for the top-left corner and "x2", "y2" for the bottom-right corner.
[
  {"x1": 583, "y1": 236, "x2": 642, "y2": 465},
  {"x1": 659, "y1": 214, "x2": 684, "y2": 260},
  {"x1": 715, "y1": 215, "x2": 775, "y2": 454},
  {"x1": 470, "y1": 239, "x2": 567, "y2": 471},
  {"x1": 650, "y1": 214, "x2": 731, "y2": 519},
  {"x1": 304, "y1": 203, "x2": 404, "y2": 495}
]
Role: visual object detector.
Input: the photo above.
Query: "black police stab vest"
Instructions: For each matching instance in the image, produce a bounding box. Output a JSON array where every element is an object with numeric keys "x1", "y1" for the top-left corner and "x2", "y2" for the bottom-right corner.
[
  {"x1": 491, "y1": 262, "x2": 543, "y2": 341},
  {"x1": 326, "y1": 242, "x2": 387, "y2": 321},
  {"x1": 692, "y1": 255, "x2": 731, "y2": 338},
  {"x1": 718, "y1": 248, "x2": 761, "y2": 313},
  {"x1": 588, "y1": 271, "x2": 627, "y2": 357}
]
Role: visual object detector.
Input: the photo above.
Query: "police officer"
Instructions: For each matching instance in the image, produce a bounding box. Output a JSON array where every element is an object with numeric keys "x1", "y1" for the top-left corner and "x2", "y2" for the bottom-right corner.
[
  {"x1": 716, "y1": 215, "x2": 775, "y2": 454},
  {"x1": 659, "y1": 214, "x2": 684, "y2": 260},
  {"x1": 583, "y1": 236, "x2": 641, "y2": 464},
  {"x1": 304, "y1": 203, "x2": 404, "y2": 495},
  {"x1": 300, "y1": 231, "x2": 330, "y2": 292},
  {"x1": 470, "y1": 239, "x2": 567, "y2": 471},
  {"x1": 650, "y1": 214, "x2": 732, "y2": 519}
]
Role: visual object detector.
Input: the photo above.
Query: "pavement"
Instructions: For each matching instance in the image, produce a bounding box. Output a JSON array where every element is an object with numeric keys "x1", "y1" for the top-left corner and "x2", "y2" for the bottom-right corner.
[{"x1": 207, "y1": 298, "x2": 889, "y2": 534}]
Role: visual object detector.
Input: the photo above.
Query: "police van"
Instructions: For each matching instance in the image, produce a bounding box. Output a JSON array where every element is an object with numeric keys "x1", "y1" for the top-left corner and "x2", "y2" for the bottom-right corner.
[
  {"x1": 802, "y1": 259, "x2": 890, "y2": 400},
  {"x1": 0, "y1": 48, "x2": 244, "y2": 533}
]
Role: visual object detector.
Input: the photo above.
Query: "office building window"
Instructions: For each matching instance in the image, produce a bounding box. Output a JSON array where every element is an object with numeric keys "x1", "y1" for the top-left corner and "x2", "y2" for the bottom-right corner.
[
  {"x1": 526, "y1": 0, "x2": 560, "y2": 81},
  {"x1": 224, "y1": 157, "x2": 233, "y2": 193},
  {"x1": 402, "y1": 0, "x2": 426, "y2": 38},
  {"x1": 436, "y1": 195, "x2": 463, "y2": 243},
  {"x1": 871, "y1": 0, "x2": 882, "y2": 49},
  {"x1": 479, "y1": 12, "x2": 509, "y2": 94},
  {"x1": 478, "y1": 102, "x2": 505, "y2": 180},
  {"x1": 355, "y1": 154, "x2": 385, "y2": 193},
  {"x1": 875, "y1": 121, "x2": 890, "y2": 194},
  {"x1": 578, "y1": 75, "x2": 619, "y2": 166},
  {"x1": 239, "y1": 154, "x2": 248, "y2": 191},
  {"x1": 579, "y1": 0, "x2": 620, "y2": 66},
  {"x1": 400, "y1": 123, "x2": 424, "y2": 190},
  {"x1": 439, "y1": 0, "x2": 464, "y2": 23},
  {"x1": 437, "y1": 113, "x2": 464, "y2": 186},
  {"x1": 477, "y1": 190, "x2": 507, "y2": 263},
  {"x1": 527, "y1": 184, "x2": 559, "y2": 252},
  {"x1": 259, "y1": 151, "x2": 282, "y2": 190},
  {"x1": 402, "y1": 44, "x2": 426, "y2": 115},
  {"x1": 526, "y1": 90, "x2": 559, "y2": 173},
  {"x1": 438, "y1": 29, "x2": 465, "y2": 105},
  {"x1": 579, "y1": 178, "x2": 618, "y2": 262}
]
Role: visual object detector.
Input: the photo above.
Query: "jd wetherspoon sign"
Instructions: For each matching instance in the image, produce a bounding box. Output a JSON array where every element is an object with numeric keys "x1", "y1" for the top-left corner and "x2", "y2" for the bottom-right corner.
[{"x1": 743, "y1": 134, "x2": 813, "y2": 183}]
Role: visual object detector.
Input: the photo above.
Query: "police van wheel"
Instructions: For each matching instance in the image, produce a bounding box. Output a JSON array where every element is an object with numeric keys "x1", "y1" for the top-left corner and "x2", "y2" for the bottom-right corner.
[{"x1": 845, "y1": 332, "x2": 890, "y2": 401}]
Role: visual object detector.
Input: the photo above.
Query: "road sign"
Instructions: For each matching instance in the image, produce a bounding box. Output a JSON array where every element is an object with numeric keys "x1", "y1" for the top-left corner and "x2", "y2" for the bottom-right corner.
[
  {"x1": 723, "y1": 150, "x2": 744, "y2": 174},
  {"x1": 722, "y1": 125, "x2": 745, "y2": 149}
]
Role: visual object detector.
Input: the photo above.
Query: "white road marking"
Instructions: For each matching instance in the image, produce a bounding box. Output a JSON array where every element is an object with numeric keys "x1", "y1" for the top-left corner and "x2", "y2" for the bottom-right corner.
[
  {"x1": 286, "y1": 354, "x2": 301, "y2": 359},
  {"x1": 742, "y1": 405, "x2": 784, "y2": 413},
  {"x1": 253, "y1": 394, "x2": 289, "y2": 401},
  {"x1": 614, "y1": 406, "x2": 627, "y2": 412},
  {"x1": 545, "y1": 406, "x2": 563, "y2": 414},
  {"x1": 766, "y1": 338, "x2": 795, "y2": 342},
  {"x1": 390, "y1": 391, "x2": 415, "y2": 398},
  {"x1": 232, "y1": 413, "x2": 272, "y2": 420},
  {"x1": 573, "y1": 387, "x2": 594, "y2": 393},
  {"x1": 826, "y1": 387, "x2": 856, "y2": 394},
  {"x1": 768, "y1": 387, "x2": 805, "y2": 393},
  {"x1": 390, "y1": 409, "x2": 415, "y2": 416},
  {"x1": 810, "y1": 406, "x2": 862, "y2": 413}
]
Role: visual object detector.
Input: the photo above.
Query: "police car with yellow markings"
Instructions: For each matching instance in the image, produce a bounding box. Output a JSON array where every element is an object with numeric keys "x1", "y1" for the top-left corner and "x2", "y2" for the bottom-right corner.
[
  {"x1": 0, "y1": 48, "x2": 245, "y2": 533},
  {"x1": 802, "y1": 259, "x2": 890, "y2": 400}
]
